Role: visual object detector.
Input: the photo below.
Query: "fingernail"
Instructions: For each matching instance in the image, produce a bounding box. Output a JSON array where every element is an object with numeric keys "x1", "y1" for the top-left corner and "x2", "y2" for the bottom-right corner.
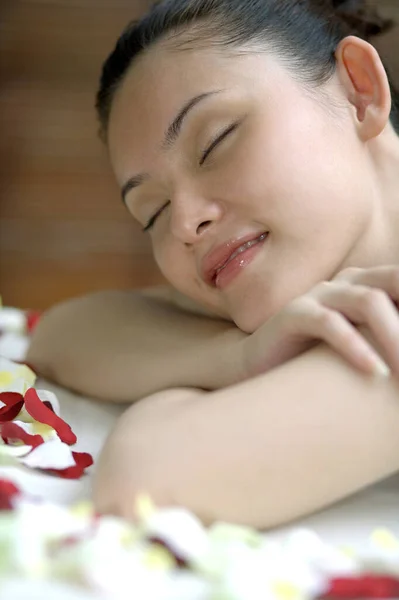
[{"x1": 373, "y1": 357, "x2": 391, "y2": 378}]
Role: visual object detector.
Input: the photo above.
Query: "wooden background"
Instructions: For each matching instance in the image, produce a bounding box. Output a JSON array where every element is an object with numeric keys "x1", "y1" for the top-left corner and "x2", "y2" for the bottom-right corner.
[{"x1": 1, "y1": 0, "x2": 398, "y2": 310}]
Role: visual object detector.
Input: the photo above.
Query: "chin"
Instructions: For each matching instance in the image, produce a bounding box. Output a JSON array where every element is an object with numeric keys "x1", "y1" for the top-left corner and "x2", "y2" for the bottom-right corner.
[
  {"x1": 232, "y1": 312, "x2": 264, "y2": 334},
  {"x1": 232, "y1": 294, "x2": 283, "y2": 334}
]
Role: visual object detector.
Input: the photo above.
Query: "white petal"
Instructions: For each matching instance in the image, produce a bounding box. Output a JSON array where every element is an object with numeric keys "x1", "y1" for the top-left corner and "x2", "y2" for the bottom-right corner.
[
  {"x1": 0, "y1": 358, "x2": 36, "y2": 393},
  {"x1": 144, "y1": 507, "x2": 209, "y2": 562},
  {"x1": 0, "y1": 308, "x2": 26, "y2": 333},
  {"x1": 0, "y1": 333, "x2": 29, "y2": 362},
  {"x1": 0, "y1": 357, "x2": 21, "y2": 371},
  {"x1": 21, "y1": 439, "x2": 76, "y2": 469},
  {"x1": 0, "y1": 440, "x2": 32, "y2": 458}
]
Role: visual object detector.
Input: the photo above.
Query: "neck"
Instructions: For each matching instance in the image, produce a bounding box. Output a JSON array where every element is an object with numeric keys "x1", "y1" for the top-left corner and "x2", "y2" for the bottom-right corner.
[{"x1": 345, "y1": 126, "x2": 399, "y2": 269}]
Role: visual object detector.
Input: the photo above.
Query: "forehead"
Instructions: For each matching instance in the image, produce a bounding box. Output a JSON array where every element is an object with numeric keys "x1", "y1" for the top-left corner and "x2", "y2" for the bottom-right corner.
[{"x1": 106, "y1": 42, "x2": 275, "y2": 179}]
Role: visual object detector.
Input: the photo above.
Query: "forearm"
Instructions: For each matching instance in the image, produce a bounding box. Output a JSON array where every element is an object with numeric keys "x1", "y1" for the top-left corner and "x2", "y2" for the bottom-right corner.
[
  {"x1": 174, "y1": 347, "x2": 399, "y2": 528},
  {"x1": 27, "y1": 289, "x2": 245, "y2": 402},
  {"x1": 93, "y1": 340, "x2": 399, "y2": 528}
]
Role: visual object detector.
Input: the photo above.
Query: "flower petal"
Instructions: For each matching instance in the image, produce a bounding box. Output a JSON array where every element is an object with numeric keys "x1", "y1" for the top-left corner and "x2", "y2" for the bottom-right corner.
[
  {"x1": 0, "y1": 478, "x2": 20, "y2": 510},
  {"x1": 1, "y1": 422, "x2": 44, "y2": 448},
  {"x1": 26, "y1": 310, "x2": 42, "y2": 334},
  {"x1": 0, "y1": 359, "x2": 36, "y2": 393},
  {"x1": 0, "y1": 440, "x2": 32, "y2": 458},
  {"x1": 0, "y1": 391, "x2": 23, "y2": 406},
  {"x1": 0, "y1": 307, "x2": 26, "y2": 334},
  {"x1": 325, "y1": 575, "x2": 399, "y2": 598},
  {"x1": 12, "y1": 419, "x2": 56, "y2": 441},
  {"x1": 0, "y1": 334, "x2": 30, "y2": 363},
  {"x1": 23, "y1": 388, "x2": 77, "y2": 445},
  {"x1": 45, "y1": 451, "x2": 94, "y2": 480},
  {"x1": 21, "y1": 438, "x2": 76, "y2": 470},
  {"x1": 36, "y1": 389, "x2": 60, "y2": 416},
  {"x1": 0, "y1": 392, "x2": 24, "y2": 423}
]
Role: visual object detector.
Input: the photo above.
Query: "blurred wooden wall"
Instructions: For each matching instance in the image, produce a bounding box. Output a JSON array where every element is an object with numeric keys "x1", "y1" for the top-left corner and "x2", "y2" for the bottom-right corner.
[
  {"x1": 0, "y1": 0, "x2": 398, "y2": 310},
  {"x1": 0, "y1": 0, "x2": 163, "y2": 310}
]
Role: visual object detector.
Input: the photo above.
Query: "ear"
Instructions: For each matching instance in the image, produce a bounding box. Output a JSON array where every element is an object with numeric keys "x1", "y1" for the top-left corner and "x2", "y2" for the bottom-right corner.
[{"x1": 335, "y1": 36, "x2": 391, "y2": 141}]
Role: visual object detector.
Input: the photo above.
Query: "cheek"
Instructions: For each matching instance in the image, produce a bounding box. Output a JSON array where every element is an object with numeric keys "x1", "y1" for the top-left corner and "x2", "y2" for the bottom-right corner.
[
  {"x1": 206, "y1": 135, "x2": 276, "y2": 212},
  {"x1": 152, "y1": 238, "x2": 172, "y2": 275},
  {"x1": 152, "y1": 238, "x2": 191, "y2": 288},
  {"x1": 248, "y1": 115, "x2": 360, "y2": 225}
]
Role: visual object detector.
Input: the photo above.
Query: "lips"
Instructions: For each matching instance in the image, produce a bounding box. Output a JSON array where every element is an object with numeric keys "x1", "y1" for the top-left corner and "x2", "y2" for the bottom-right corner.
[{"x1": 201, "y1": 231, "x2": 268, "y2": 287}]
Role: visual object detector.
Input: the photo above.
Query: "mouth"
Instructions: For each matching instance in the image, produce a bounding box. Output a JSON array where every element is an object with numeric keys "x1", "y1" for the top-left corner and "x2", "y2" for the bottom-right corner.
[{"x1": 203, "y1": 231, "x2": 269, "y2": 289}]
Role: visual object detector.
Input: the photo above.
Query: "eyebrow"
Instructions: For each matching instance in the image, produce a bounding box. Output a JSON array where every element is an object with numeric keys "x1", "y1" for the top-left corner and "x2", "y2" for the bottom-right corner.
[{"x1": 121, "y1": 90, "x2": 222, "y2": 204}]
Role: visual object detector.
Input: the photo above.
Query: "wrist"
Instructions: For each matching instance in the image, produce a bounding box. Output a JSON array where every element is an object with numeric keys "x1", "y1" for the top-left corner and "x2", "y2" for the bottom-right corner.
[{"x1": 196, "y1": 327, "x2": 249, "y2": 390}]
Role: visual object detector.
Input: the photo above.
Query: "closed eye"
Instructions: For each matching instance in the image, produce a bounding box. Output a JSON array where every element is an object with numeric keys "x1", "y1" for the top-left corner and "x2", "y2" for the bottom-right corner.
[
  {"x1": 142, "y1": 200, "x2": 170, "y2": 232},
  {"x1": 199, "y1": 120, "x2": 240, "y2": 166}
]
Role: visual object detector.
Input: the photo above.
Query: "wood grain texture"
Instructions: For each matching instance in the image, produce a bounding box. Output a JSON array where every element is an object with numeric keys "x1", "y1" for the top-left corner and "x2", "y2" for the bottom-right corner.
[{"x1": 0, "y1": 0, "x2": 398, "y2": 309}]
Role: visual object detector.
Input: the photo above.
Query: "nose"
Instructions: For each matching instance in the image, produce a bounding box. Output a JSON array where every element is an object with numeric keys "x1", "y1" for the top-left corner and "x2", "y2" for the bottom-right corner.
[{"x1": 170, "y1": 190, "x2": 223, "y2": 244}]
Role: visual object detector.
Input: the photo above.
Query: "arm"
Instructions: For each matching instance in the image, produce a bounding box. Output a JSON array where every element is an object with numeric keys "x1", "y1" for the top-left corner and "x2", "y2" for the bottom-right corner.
[
  {"x1": 93, "y1": 331, "x2": 399, "y2": 529},
  {"x1": 27, "y1": 287, "x2": 246, "y2": 403}
]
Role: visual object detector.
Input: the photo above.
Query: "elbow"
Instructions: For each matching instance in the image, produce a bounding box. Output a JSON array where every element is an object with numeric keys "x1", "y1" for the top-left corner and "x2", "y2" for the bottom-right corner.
[
  {"x1": 91, "y1": 426, "x2": 179, "y2": 522},
  {"x1": 91, "y1": 389, "x2": 208, "y2": 522}
]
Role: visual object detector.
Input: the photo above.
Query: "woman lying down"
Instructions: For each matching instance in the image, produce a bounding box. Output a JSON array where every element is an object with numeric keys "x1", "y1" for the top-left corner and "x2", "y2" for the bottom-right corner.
[{"x1": 28, "y1": 0, "x2": 399, "y2": 529}]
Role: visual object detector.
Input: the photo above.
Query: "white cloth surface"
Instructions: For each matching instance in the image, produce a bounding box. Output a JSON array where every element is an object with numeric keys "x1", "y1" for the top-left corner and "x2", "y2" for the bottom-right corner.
[
  {"x1": 1, "y1": 331, "x2": 399, "y2": 549},
  {"x1": 1, "y1": 375, "x2": 399, "y2": 551}
]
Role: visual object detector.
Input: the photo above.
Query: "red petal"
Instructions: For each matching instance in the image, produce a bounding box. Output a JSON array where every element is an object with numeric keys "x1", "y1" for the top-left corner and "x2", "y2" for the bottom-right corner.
[
  {"x1": 0, "y1": 401, "x2": 24, "y2": 423},
  {"x1": 0, "y1": 478, "x2": 20, "y2": 510},
  {"x1": 24, "y1": 388, "x2": 77, "y2": 445},
  {"x1": 43, "y1": 451, "x2": 93, "y2": 480},
  {"x1": 0, "y1": 392, "x2": 24, "y2": 423},
  {"x1": 1, "y1": 422, "x2": 44, "y2": 448},
  {"x1": 0, "y1": 392, "x2": 24, "y2": 406},
  {"x1": 26, "y1": 311, "x2": 42, "y2": 334},
  {"x1": 45, "y1": 466, "x2": 85, "y2": 479},
  {"x1": 323, "y1": 575, "x2": 399, "y2": 598},
  {"x1": 43, "y1": 401, "x2": 55, "y2": 412},
  {"x1": 72, "y1": 451, "x2": 93, "y2": 468}
]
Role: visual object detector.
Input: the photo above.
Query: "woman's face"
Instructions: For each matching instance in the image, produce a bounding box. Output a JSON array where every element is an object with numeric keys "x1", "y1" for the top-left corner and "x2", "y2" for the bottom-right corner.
[{"x1": 108, "y1": 39, "x2": 376, "y2": 332}]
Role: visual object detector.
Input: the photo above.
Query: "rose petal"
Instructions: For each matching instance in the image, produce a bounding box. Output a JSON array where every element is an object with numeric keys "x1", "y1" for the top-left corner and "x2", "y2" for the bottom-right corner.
[
  {"x1": 0, "y1": 394, "x2": 24, "y2": 423},
  {"x1": 26, "y1": 310, "x2": 42, "y2": 334},
  {"x1": 0, "y1": 478, "x2": 20, "y2": 510},
  {"x1": 21, "y1": 438, "x2": 76, "y2": 470},
  {"x1": 0, "y1": 307, "x2": 26, "y2": 332},
  {"x1": 0, "y1": 371, "x2": 14, "y2": 389},
  {"x1": 13, "y1": 360, "x2": 38, "y2": 375},
  {"x1": 0, "y1": 361, "x2": 36, "y2": 394},
  {"x1": 0, "y1": 440, "x2": 32, "y2": 457},
  {"x1": 324, "y1": 575, "x2": 399, "y2": 598},
  {"x1": 72, "y1": 451, "x2": 93, "y2": 469},
  {"x1": 0, "y1": 334, "x2": 30, "y2": 363},
  {"x1": 24, "y1": 388, "x2": 77, "y2": 445},
  {"x1": 45, "y1": 452, "x2": 94, "y2": 480},
  {"x1": 0, "y1": 391, "x2": 24, "y2": 406},
  {"x1": 12, "y1": 419, "x2": 56, "y2": 441},
  {"x1": 1, "y1": 377, "x2": 31, "y2": 395},
  {"x1": 1, "y1": 422, "x2": 44, "y2": 448}
]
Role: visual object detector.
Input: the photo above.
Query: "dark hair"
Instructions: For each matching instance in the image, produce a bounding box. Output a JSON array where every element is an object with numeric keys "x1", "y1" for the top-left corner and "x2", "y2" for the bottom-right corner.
[{"x1": 96, "y1": 0, "x2": 399, "y2": 137}]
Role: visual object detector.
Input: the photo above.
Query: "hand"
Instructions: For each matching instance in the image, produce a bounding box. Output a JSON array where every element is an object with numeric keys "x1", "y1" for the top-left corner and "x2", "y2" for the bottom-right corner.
[{"x1": 241, "y1": 265, "x2": 399, "y2": 381}]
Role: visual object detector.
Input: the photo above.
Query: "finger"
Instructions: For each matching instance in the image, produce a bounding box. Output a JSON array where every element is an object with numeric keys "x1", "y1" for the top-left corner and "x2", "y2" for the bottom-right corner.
[
  {"x1": 299, "y1": 306, "x2": 391, "y2": 377},
  {"x1": 335, "y1": 265, "x2": 399, "y2": 301},
  {"x1": 321, "y1": 286, "x2": 399, "y2": 374}
]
